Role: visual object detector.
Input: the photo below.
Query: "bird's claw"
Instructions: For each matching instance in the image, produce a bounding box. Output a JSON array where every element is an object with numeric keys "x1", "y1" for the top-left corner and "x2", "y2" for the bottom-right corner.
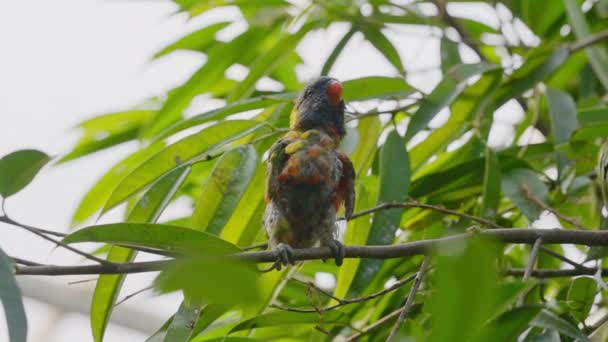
[
  {"x1": 325, "y1": 239, "x2": 345, "y2": 266},
  {"x1": 273, "y1": 243, "x2": 295, "y2": 271}
]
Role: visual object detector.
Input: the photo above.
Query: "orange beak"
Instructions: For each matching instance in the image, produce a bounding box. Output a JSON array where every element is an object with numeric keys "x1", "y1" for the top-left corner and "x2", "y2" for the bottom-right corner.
[{"x1": 327, "y1": 80, "x2": 343, "y2": 106}]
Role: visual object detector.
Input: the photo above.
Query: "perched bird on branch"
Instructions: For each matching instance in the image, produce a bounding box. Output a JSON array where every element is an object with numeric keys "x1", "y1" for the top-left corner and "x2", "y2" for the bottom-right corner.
[{"x1": 264, "y1": 77, "x2": 355, "y2": 270}]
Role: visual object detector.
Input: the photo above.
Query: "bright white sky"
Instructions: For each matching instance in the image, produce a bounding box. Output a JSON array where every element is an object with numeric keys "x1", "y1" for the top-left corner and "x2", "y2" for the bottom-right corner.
[{"x1": 0, "y1": 1, "x2": 540, "y2": 341}]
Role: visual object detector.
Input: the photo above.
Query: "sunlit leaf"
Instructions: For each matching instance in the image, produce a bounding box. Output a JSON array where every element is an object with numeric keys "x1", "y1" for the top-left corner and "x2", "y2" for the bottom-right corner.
[
  {"x1": 361, "y1": 25, "x2": 405, "y2": 74},
  {"x1": 104, "y1": 120, "x2": 264, "y2": 211},
  {"x1": 154, "y1": 22, "x2": 231, "y2": 58},
  {"x1": 192, "y1": 145, "x2": 258, "y2": 234},
  {"x1": 0, "y1": 149, "x2": 50, "y2": 198},
  {"x1": 0, "y1": 247, "x2": 27, "y2": 342},
  {"x1": 60, "y1": 110, "x2": 154, "y2": 162},
  {"x1": 342, "y1": 76, "x2": 414, "y2": 102},
  {"x1": 71, "y1": 142, "x2": 165, "y2": 225}
]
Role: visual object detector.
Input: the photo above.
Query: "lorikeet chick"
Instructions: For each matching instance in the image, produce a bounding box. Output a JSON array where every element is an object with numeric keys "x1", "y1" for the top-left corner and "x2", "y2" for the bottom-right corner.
[{"x1": 264, "y1": 77, "x2": 356, "y2": 270}]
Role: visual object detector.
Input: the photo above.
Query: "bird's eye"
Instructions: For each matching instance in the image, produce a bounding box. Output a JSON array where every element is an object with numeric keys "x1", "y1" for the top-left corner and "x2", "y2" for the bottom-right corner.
[{"x1": 304, "y1": 88, "x2": 312, "y2": 98}]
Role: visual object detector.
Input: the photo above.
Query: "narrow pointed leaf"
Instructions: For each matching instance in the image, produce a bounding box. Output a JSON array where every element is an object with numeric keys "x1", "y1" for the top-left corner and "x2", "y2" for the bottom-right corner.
[
  {"x1": 342, "y1": 76, "x2": 414, "y2": 102},
  {"x1": 546, "y1": 87, "x2": 578, "y2": 178},
  {"x1": 163, "y1": 299, "x2": 203, "y2": 342},
  {"x1": 564, "y1": 0, "x2": 608, "y2": 90},
  {"x1": 405, "y1": 62, "x2": 497, "y2": 140},
  {"x1": 154, "y1": 22, "x2": 230, "y2": 58},
  {"x1": 480, "y1": 148, "x2": 501, "y2": 220},
  {"x1": 531, "y1": 309, "x2": 590, "y2": 341},
  {"x1": 0, "y1": 247, "x2": 27, "y2": 342},
  {"x1": 192, "y1": 145, "x2": 258, "y2": 234},
  {"x1": 321, "y1": 27, "x2": 356, "y2": 75},
  {"x1": 349, "y1": 131, "x2": 410, "y2": 295},
  {"x1": 361, "y1": 26, "x2": 405, "y2": 74},
  {"x1": 63, "y1": 223, "x2": 239, "y2": 255},
  {"x1": 71, "y1": 142, "x2": 165, "y2": 225},
  {"x1": 104, "y1": 120, "x2": 262, "y2": 212}
]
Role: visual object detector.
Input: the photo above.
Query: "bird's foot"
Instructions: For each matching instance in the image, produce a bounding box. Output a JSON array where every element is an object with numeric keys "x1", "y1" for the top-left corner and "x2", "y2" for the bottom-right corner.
[
  {"x1": 272, "y1": 243, "x2": 295, "y2": 271},
  {"x1": 324, "y1": 239, "x2": 345, "y2": 266}
]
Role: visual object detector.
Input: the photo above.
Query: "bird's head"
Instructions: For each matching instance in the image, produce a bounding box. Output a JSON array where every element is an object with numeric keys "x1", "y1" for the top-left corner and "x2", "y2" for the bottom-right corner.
[{"x1": 290, "y1": 77, "x2": 346, "y2": 139}]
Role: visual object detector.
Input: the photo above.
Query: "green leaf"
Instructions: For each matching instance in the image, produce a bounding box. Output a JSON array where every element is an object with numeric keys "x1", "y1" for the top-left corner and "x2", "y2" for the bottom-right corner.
[
  {"x1": 409, "y1": 68, "x2": 502, "y2": 171},
  {"x1": 142, "y1": 27, "x2": 272, "y2": 138},
  {"x1": 361, "y1": 26, "x2": 405, "y2": 74},
  {"x1": 472, "y1": 306, "x2": 542, "y2": 342},
  {"x1": 154, "y1": 257, "x2": 260, "y2": 308},
  {"x1": 90, "y1": 166, "x2": 190, "y2": 342},
  {"x1": 531, "y1": 309, "x2": 590, "y2": 341},
  {"x1": 227, "y1": 20, "x2": 320, "y2": 101},
  {"x1": 0, "y1": 149, "x2": 50, "y2": 198},
  {"x1": 157, "y1": 93, "x2": 294, "y2": 140},
  {"x1": 567, "y1": 276, "x2": 597, "y2": 322},
  {"x1": 494, "y1": 47, "x2": 569, "y2": 107},
  {"x1": 0, "y1": 247, "x2": 27, "y2": 342},
  {"x1": 104, "y1": 120, "x2": 263, "y2": 211},
  {"x1": 154, "y1": 22, "x2": 230, "y2": 58},
  {"x1": 230, "y1": 311, "x2": 350, "y2": 333},
  {"x1": 349, "y1": 131, "x2": 410, "y2": 295},
  {"x1": 428, "y1": 236, "x2": 501, "y2": 342},
  {"x1": 163, "y1": 299, "x2": 203, "y2": 342},
  {"x1": 342, "y1": 76, "x2": 414, "y2": 102},
  {"x1": 349, "y1": 116, "x2": 382, "y2": 176},
  {"x1": 405, "y1": 62, "x2": 497, "y2": 140},
  {"x1": 564, "y1": 0, "x2": 608, "y2": 90},
  {"x1": 321, "y1": 27, "x2": 356, "y2": 76},
  {"x1": 501, "y1": 168, "x2": 549, "y2": 221},
  {"x1": 71, "y1": 142, "x2": 165, "y2": 225},
  {"x1": 440, "y1": 38, "x2": 462, "y2": 74},
  {"x1": 192, "y1": 145, "x2": 258, "y2": 234},
  {"x1": 59, "y1": 110, "x2": 154, "y2": 163},
  {"x1": 219, "y1": 164, "x2": 266, "y2": 246},
  {"x1": 480, "y1": 147, "x2": 501, "y2": 220},
  {"x1": 63, "y1": 223, "x2": 239, "y2": 255},
  {"x1": 546, "y1": 87, "x2": 578, "y2": 178}
]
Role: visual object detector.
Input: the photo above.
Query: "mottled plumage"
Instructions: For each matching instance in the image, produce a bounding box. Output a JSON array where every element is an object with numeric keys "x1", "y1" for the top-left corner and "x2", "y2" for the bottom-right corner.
[{"x1": 264, "y1": 77, "x2": 355, "y2": 268}]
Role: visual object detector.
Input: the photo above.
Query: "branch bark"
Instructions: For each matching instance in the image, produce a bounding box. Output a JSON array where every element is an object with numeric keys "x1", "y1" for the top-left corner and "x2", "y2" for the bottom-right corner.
[{"x1": 13, "y1": 228, "x2": 608, "y2": 276}]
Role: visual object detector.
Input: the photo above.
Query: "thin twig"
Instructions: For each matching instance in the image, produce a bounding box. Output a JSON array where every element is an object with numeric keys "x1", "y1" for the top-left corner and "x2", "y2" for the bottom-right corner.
[
  {"x1": 114, "y1": 285, "x2": 154, "y2": 307},
  {"x1": 0, "y1": 215, "x2": 113, "y2": 265},
  {"x1": 569, "y1": 29, "x2": 608, "y2": 53},
  {"x1": 522, "y1": 187, "x2": 583, "y2": 229},
  {"x1": 68, "y1": 278, "x2": 98, "y2": 285},
  {"x1": 272, "y1": 272, "x2": 419, "y2": 313},
  {"x1": 523, "y1": 238, "x2": 543, "y2": 281},
  {"x1": 504, "y1": 267, "x2": 606, "y2": 278},
  {"x1": 540, "y1": 246, "x2": 587, "y2": 270},
  {"x1": 343, "y1": 201, "x2": 502, "y2": 228},
  {"x1": 387, "y1": 256, "x2": 431, "y2": 341},
  {"x1": 344, "y1": 307, "x2": 409, "y2": 342}
]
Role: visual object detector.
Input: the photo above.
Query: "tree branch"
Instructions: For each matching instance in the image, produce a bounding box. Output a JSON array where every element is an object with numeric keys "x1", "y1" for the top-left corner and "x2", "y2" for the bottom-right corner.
[{"x1": 14, "y1": 228, "x2": 608, "y2": 276}]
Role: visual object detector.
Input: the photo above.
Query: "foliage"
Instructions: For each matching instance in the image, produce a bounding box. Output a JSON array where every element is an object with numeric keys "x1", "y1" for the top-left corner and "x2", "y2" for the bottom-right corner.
[{"x1": 1, "y1": 0, "x2": 608, "y2": 341}]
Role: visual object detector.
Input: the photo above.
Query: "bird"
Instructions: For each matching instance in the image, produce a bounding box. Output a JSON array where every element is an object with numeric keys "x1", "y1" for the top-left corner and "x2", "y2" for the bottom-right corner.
[{"x1": 264, "y1": 76, "x2": 356, "y2": 270}]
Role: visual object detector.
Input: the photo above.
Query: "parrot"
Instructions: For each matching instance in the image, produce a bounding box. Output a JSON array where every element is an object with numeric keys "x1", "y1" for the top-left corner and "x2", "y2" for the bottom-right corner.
[{"x1": 264, "y1": 76, "x2": 356, "y2": 270}]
